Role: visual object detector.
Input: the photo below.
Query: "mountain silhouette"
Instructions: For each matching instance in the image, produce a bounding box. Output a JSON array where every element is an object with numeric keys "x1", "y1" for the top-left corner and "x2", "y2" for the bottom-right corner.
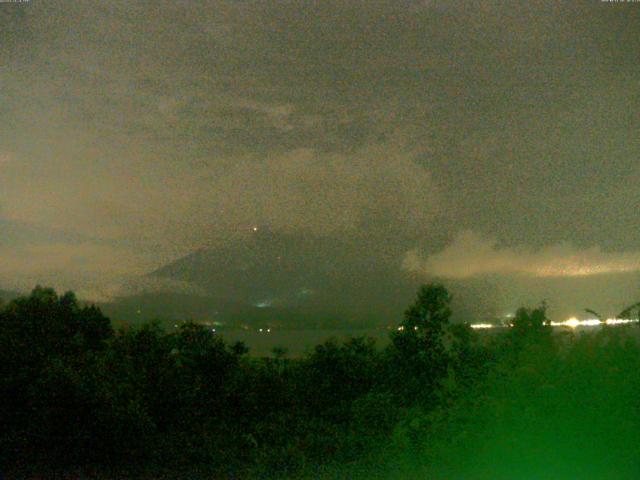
[{"x1": 130, "y1": 227, "x2": 418, "y2": 328}]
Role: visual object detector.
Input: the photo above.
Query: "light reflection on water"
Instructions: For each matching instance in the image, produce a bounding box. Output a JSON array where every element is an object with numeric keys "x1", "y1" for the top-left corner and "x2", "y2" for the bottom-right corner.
[{"x1": 215, "y1": 320, "x2": 639, "y2": 357}]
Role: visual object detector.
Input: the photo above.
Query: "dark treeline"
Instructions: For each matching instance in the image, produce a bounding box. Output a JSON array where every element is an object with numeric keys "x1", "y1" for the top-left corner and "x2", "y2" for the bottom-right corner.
[{"x1": 2, "y1": 285, "x2": 640, "y2": 479}]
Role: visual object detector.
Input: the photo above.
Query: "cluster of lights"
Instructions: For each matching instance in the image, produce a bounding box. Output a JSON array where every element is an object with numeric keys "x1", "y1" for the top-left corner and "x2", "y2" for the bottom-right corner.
[
  {"x1": 469, "y1": 317, "x2": 639, "y2": 330},
  {"x1": 550, "y1": 317, "x2": 638, "y2": 328},
  {"x1": 469, "y1": 323, "x2": 494, "y2": 330},
  {"x1": 396, "y1": 325, "x2": 420, "y2": 332}
]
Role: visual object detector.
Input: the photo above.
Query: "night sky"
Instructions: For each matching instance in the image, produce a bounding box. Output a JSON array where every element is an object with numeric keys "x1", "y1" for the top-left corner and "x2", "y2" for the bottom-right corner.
[{"x1": 1, "y1": 1, "x2": 640, "y2": 319}]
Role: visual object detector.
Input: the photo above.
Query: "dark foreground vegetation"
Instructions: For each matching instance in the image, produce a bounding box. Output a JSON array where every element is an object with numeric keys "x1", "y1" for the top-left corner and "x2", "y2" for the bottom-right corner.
[{"x1": 2, "y1": 285, "x2": 640, "y2": 479}]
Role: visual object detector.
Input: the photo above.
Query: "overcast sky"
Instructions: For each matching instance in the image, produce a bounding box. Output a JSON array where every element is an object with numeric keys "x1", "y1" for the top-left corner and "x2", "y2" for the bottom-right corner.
[{"x1": 1, "y1": 0, "x2": 640, "y2": 310}]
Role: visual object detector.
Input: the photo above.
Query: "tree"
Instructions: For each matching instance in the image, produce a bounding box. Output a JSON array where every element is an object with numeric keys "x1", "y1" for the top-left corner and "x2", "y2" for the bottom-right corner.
[
  {"x1": 272, "y1": 346, "x2": 288, "y2": 359},
  {"x1": 393, "y1": 283, "x2": 452, "y2": 355},
  {"x1": 389, "y1": 284, "x2": 453, "y2": 405},
  {"x1": 403, "y1": 284, "x2": 452, "y2": 330},
  {"x1": 586, "y1": 301, "x2": 640, "y2": 323},
  {"x1": 0, "y1": 287, "x2": 117, "y2": 467},
  {"x1": 506, "y1": 303, "x2": 554, "y2": 357},
  {"x1": 510, "y1": 304, "x2": 549, "y2": 338}
]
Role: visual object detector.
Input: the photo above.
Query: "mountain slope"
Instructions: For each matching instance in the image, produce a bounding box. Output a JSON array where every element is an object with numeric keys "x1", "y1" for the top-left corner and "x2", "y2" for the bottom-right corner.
[{"x1": 145, "y1": 228, "x2": 417, "y2": 327}]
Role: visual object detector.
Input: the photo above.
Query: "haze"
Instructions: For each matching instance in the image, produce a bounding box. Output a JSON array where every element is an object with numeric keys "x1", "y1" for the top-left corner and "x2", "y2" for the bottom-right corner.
[{"x1": 2, "y1": 0, "x2": 639, "y2": 321}]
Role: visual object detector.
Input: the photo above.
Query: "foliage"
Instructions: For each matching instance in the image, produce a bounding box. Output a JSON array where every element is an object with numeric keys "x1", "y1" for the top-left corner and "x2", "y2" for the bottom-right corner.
[
  {"x1": 387, "y1": 283, "x2": 453, "y2": 406},
  {"x1": 2, "y1": 285, "x2": 640, "y2": 479}
]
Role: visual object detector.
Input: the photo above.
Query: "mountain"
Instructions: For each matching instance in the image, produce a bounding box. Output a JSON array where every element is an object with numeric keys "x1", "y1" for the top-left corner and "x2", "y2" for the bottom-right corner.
[{"x1": 110, "y1": 228, "x2": 419, "y2": 328}]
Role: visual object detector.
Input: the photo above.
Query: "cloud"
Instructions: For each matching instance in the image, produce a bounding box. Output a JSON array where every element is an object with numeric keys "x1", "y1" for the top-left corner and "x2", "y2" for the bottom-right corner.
[
  {"x1": 2, "y1": 0, "x2": 639, "y2": 310},
  {"x1": 0, "y1": 138, "x2": 437, "y2": 299},
  {"x1": 196, "y1": 143, "x2": 438, "y2": 239},
  {"x1": 404, "y1": 231, "x2": 640, "y2": 279},
  {"x1": 0, "y1": 238, "x2": 211, "y2": 302},
  {"x1": 0, "y1": 241, "x2": 152, "y2": 300}
]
